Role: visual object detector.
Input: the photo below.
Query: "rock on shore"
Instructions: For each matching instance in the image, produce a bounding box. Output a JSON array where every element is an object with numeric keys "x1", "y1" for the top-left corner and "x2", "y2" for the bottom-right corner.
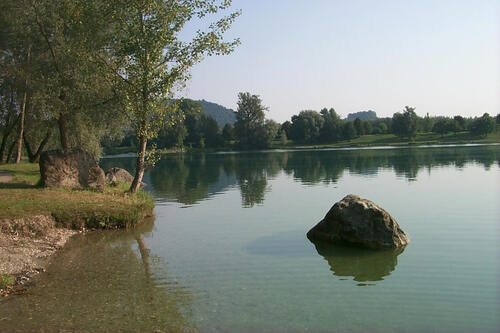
[
  {"x1": 307, "y1": 194, "x2": 410, "y2": 249},
  {"x1": 39, "y1": 150, "x2": 105, "y2": 190}
]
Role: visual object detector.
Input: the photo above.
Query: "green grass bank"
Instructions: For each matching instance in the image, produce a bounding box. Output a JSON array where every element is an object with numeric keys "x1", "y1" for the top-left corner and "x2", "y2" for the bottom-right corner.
[
  {"x1": 0, "y1": 162, "x2": 154, "y2": 230},
  {"x1": 272, "y1": 131, "x2": 500, "y2": 149}
]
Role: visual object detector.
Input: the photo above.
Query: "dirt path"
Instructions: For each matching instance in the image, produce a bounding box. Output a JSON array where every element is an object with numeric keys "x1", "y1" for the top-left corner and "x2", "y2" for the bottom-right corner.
[{"x1": 0, "y1": 170, "x2": 13, "y2": 183}]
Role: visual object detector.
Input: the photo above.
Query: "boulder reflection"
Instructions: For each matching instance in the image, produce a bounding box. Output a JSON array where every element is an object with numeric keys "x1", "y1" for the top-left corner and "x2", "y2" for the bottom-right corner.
[
  {"x1": 310, "y1": 239, "x2": 405, "y2": 282},
  {"x1": 0, "y1": 220, "x2": 195, "y2": 332}
]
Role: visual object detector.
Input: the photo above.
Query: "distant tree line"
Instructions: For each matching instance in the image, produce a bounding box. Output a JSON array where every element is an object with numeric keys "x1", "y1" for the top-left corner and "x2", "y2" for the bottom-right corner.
[
  {"x1": 109, "y1": 98, "x2": 499, "y2": 152},
  {"x1": 280, "y1": 106, "x2": 499, "y2": 144},
  {"x1": 107, "y1": 92, "x2": 280, "y2": 151}
]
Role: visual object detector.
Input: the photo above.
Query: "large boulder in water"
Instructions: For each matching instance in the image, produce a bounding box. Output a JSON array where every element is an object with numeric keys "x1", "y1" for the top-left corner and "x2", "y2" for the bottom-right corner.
[
  {"x1": 39, "y1": 150, "x2": 105, "y2": 189},
  {"x1": 105, "y1": 167, "x2": 146, "y2": 188},
  {"x1": 307, "y1": 194, "x2": 409, "y2": 249}
]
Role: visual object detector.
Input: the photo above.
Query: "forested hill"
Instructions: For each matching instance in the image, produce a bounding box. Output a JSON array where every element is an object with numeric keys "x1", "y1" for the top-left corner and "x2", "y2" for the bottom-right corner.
[
  {"x1": 347, "y1": 110, "x2": 377, "y2": 121},
  {"x1": 198, "y1": 99, "x2": 237, "y2": 127}
]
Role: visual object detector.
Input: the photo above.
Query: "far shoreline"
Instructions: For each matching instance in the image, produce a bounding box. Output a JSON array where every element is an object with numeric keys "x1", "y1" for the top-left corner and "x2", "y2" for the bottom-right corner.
[{"x1": 103, "y1": 141, "x2": 500, "y2": 158}]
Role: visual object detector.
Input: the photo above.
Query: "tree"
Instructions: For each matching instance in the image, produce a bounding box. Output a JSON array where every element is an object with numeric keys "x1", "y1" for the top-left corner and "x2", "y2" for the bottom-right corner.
[
  {"x1": 201, "y1": 115, "x2": 221, "y2": 148},
  {"x1": 432, "y1": 118, "x2": 455, "y2": 137},
  {"x1": 290, "y1": 110, "x2": 324, "y2": 143},
  {"x1": 453, "y1": 115, "x2": 466, "y2": 132},
  {"x1": 319, "y1": 108, "x2": 341, "y2": 142},
  {"x1": 377, "y1": 122, "x2": 388, "y2": 134},
  {"x1": 260, "y1": 119, "x2": 280, "y2": 148},
  {"x1": 181, "y1": 99, "x2": 204, "y2": 147},
  {"x1": 342, "y1": 121, "x2": 357, "y2": 141},
  {"x1": 353, "y1": 118, "x2": 363, "y2": 136},
  {"x1": 222, "y1": 123, "x2": 234, "y2": 142},
  {"x1": 234, "y1": 92, "x2": 266, "y2": 147},
  {"x1": 470, "y1": 113, "x2": 496, "y2": 137},
  {"x1": 109, "y1": 1, "x2": 240, "y2": 192},
  {"x1": 280, "y1": 121, "x2": 292, "y2": 139},
  {"x1": 363, "y1": 121, "x2": 373, "y2": 135},
  {"x1": 392, "y1": 106, "x2": 418, "y2": 140},
  {"x1": 1, "y1": 0, "x2": 128, "y2": 159}
]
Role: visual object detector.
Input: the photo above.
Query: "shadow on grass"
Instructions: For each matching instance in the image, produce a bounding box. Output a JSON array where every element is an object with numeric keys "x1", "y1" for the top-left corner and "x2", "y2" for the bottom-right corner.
[{"x1": 0, "y1": 182, "x2": 39, "y2": 189}]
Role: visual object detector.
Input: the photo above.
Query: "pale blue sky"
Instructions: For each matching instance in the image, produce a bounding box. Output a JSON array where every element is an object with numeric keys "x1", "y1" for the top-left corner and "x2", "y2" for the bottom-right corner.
[{"x1": 181, "y1": 0, "x2": 500, "y2": 122}]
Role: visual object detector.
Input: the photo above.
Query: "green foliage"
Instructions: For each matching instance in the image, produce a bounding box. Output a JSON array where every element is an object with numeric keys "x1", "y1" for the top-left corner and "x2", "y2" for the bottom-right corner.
[
  {"x1": 377, "y1": 122, "x2": 388, "y2": 134},
  {"x1": 234, "y1": 92, "x2": 275, "y2": 148},
  {"x1": 432, "y1": 118, "x2": 456, "y2": 136},
  {"x1": 363, "y1": 121, "x2": 373, "y2": 135},
  {"x1": 261, "y1": 119, "x2": 280, "y2": 148},
  {"x1": 0, "y1": 0, "x2": 128, "y2": 156},
  {"x1": 290, "y1": 110, "x2": 324, "y2": 143},
  {"x1": 111, "y1": 0, "x2": 240, "y2": 141},
  {"x1": 353, "y1": 118, "x2": 363, "y2": 136},
  {"x1": 0, "y1": 274, "x2": 15, "y2": 289},
  {"x1": 470, "y1": 113, "x2": 496, "y2": 137},
  {"x1": 342, "y1": 121, "x2": 357, "y2": 141},
  {"x1": 104, "y1": 0, "x2": 239, "y2": 191},
  {"x1": 421, "y1": 113, "x2": 434, "y2": 132},
  {"x1": 222, "y1": 123, "x2": 235, "y2": 142},
  {"x1": 319, "y1": 108, "x2": 342, "y2": 142},
  {"x1": 453, "y1": 115, "x2": 466, "y2": 132},
  {"x1": 392, "y1": 106, "x2": 418, "y2": 140},
  {"x1": 281, "y1": 121, "x2": 292, "y2": 138}
]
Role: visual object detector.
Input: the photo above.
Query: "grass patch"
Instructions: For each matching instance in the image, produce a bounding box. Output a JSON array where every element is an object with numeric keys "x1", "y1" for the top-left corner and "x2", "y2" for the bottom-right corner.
[
  {"x1": 0, "y1": 274, "x2": 15, "y2": 289},
  {"x1": 273, "y1": 131, "x2": 500, "y2": 149},
  {"x1": 0, "y1": 162, "x2": 41, "y2": 185},
  {"x1": 0, "y1": 162, "x2": 154, "y2": 230}
]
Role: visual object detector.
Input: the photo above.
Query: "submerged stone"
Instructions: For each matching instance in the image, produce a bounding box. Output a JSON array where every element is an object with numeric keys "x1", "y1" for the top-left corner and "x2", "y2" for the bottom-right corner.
[{"x1": 307, "y1": 194, "x2": 409, "y2": 249}]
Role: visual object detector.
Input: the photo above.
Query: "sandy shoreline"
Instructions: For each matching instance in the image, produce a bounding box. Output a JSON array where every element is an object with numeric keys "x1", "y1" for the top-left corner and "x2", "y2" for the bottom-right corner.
[{"x1": 0, "y1": 215, "x2": 77, "y2": 296}]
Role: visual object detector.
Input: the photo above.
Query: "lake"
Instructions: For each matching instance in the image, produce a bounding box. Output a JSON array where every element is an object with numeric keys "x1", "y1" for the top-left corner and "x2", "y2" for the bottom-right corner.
[{"x1": 1, "y1": 145, "x2": 499, "y2": 332}]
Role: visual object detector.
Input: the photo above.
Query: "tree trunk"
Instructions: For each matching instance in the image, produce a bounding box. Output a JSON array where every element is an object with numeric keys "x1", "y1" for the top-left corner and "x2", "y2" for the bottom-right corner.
[
  {"x1": 23, "y1": 131, "x2": 34, "y2": 162},
  {"x1": 129, "y1": 136, "x2": 147, "y2": 193},
  {"x1": 0, "y1": 130, "x2": 12, "y2": 163},
  {"x1": 6, "y1": 140, "x2": 16, "y2": 163},
  {"x1": 58, "y1": 113, "x2": 70, "y2": 150},
  {"x1": 32, "y1": 130, "x2": 52, "y2": 163},
  {"x1": 14, "y1": 90, "x2": 28, "y2": 163},
  {"x1": 0, "y1": 94, "x2": 17, "y2": 163},
  {"x1": 14, "y1": 46, "x2": 31, "y2": 164}
]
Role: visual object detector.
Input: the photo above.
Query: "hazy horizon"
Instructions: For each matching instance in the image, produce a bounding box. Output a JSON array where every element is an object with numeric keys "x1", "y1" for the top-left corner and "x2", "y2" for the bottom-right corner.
[{"x1": 181, "y1": 0, "x2": 500, "y2": 123}]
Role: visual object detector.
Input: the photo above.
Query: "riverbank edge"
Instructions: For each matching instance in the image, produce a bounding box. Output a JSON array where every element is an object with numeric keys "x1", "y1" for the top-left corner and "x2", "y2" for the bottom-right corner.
[
  {"x1": 104, "y1": 140, "x2": 500, "y2": 158},
  {"x1": 0, "y1": 214, "x2": 78, "y2": 296},
  {"x1": 0, "y1": 164, "x2": 155, "y2": 296}
]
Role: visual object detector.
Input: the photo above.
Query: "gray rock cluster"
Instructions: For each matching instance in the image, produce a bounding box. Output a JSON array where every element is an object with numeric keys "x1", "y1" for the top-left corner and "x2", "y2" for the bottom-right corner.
[
  {"x1": 39, "y1": 151, "x2": 146, "y2": 191},
  {"x1": 307, "y1": 194, "x2": 410, "y2": 249}
]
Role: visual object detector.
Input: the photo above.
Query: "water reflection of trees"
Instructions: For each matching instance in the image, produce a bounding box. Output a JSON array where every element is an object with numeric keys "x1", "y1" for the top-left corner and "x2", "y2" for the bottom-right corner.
[
  {"x1": 110, "y1": 146, "x2": 500, "y2": 207},
  {"x1": 310, "y1": 239, "x2": 405, "y2": 282},
  {"x1": 0, "y1": 220, "x2": 195, "y2": 332}
]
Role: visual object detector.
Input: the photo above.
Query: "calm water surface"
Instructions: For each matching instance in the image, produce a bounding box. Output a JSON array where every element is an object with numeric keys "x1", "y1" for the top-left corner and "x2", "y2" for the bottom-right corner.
[{"x1": 1, "y1": 145, "x2": 499, "y2": 332}]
